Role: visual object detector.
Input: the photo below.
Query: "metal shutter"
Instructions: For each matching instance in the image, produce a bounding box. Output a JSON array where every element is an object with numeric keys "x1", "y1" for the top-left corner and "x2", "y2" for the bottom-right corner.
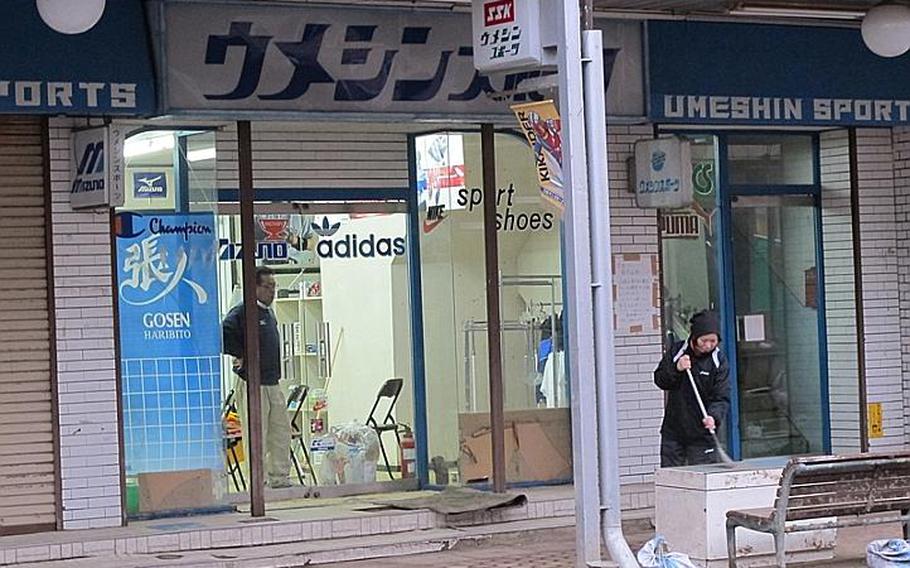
[{"x1": 0, "y1": 117, "x2": 58, "y2": 535}]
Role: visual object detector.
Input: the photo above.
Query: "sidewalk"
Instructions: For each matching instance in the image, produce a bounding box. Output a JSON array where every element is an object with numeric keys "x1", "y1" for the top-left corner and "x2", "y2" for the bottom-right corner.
[
  {"x1": 326, "y1": 522, "x2": 904, "y2": 567},
  {"x1": 0, "y1": 486, "x2": 576, "y2": 567},
  {"x1": 0, "y1": 485, "x2": 902, "y2": 567}
]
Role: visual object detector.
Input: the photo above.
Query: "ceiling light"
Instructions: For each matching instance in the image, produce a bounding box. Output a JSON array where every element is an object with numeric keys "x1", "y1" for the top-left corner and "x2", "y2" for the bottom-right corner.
[
  {"x1": 187, "y1": 147, "x2": 216, "y2": 162},
  {"x1": 729, "y1": 6, "x2": 865, "y2": 20},
  {"x1": 862, "y1": 3, "x2": 910, "y2": 58},
  {"x1": 124, "y1": 133, "x2": 175, "y2": 158},
  {"x1": 36, "y1": 0, "x2": 106, "y2": 35}
]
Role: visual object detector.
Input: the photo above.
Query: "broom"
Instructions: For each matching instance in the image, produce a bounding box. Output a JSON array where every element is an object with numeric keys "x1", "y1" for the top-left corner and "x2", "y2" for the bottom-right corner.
[{"x1": 685, "y1": 368, "x2": 734, "y2": 466}]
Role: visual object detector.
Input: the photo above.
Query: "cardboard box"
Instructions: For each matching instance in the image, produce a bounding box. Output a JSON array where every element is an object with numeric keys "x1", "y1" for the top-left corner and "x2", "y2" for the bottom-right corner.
[
  {"x1": 138, "y1": 469, "x2": 215, "y2": 513},
  {"x1": 458, "y1": 408, "x2": 572, "y2": 483}
]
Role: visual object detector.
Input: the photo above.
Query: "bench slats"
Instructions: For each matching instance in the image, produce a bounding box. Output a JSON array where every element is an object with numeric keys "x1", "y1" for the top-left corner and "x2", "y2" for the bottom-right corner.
[
  {"x1": 785, "y1": 474, "x2": 908, "y2": 497},
  {"x1": 727, "y1": 452, "x2": 910, "y2": 568},
  {"x1": 786, "y1": 497, "x2": 910, "y2": 521}
]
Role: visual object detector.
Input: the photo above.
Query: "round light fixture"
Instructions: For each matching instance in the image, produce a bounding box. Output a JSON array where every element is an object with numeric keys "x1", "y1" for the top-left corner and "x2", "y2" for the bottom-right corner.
[
  {"x1": 862, "y1": 3, "x2": 910, "y2": 58},
  {"x1": 36, "y1": 0, "x2": 106, "y2": 35}
]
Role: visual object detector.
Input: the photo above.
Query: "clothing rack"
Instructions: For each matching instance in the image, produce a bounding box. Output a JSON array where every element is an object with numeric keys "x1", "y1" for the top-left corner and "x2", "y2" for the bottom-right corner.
[
  {"x1": 462, "y1": 320, "x2": 537, "y2": 412},
  {"x1": 461, "y1": 274, "x2": 564, "y2": 412}
]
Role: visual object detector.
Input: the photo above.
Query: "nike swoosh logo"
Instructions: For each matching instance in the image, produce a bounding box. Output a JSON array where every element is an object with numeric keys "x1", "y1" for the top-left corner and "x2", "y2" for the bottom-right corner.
[{"x1": 423, "y1": 217, "x2": 445, "y2": 234}]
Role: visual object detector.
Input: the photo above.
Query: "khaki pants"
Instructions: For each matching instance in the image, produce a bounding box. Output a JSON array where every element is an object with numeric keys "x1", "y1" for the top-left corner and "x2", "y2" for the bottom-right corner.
[{"x1": 238, "y1": 382, "x2": 292, "y2": 486}]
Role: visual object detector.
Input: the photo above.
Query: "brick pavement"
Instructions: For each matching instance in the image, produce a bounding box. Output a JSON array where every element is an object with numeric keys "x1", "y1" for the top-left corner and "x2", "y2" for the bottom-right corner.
[{"x1": 324, "y1": 524, "x2": 907, "y2": 567}]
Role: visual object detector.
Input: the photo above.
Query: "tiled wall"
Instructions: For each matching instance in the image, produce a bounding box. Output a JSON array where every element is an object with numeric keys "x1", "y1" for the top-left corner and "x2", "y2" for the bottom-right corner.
[
  {"x1": 819, "y1": 130, "x2": 862, "y2": 453},
  {"x1": 607, "y1": 124, "x2": 663, "y2": 514},
  {"x1": 854, "y1": 128, "x2": 906, "y2": 450},
  {"x1": 892, "y1": 126, "x2": 910, "y2": 446},
  {"x1": 48, "y1": 117, "x2": 122, "y2": 529}
]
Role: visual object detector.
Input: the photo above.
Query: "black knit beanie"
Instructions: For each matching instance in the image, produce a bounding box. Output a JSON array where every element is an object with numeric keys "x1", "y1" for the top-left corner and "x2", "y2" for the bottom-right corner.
[{"x1": 690, "y1": 310, "x2": 721, "y2": 341}]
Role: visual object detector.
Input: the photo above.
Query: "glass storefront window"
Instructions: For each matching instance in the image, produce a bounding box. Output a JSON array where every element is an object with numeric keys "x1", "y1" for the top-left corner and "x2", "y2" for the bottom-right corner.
[
  {"x1": 116, "y1": 130, "x2": 228, "y2": 516},
  {"x1": 728, "y1": 134, "x2": 815, "y2": 186},
  {"x1": 415, "y1": 131, "x2": 568, "y2": 486},
  {"x1": 218, "y1": 198, "x2": 416, "y2": 494},
  {"x1": 660, "y1": 135, "x2": 721, "y2": 347},
  {"x1": 661, "y1": 132, "x2": 828, "y2": 461},
  {"x1": 731, "y1": 194, "x2": 824, "y2": 458}
]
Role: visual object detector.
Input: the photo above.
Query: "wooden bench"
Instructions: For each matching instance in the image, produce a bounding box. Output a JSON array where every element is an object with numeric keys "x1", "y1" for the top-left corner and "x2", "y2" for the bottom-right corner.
[{"x1": 726, "y1": 452, "x2": 910, "y2": 568}]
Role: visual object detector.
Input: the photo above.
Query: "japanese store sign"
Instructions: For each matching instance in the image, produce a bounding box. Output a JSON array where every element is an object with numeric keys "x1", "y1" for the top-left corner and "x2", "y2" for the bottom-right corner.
[
  {"x1": 650, "y1": 20, "x2": 910, "y2": 126},
  {"x1": 471, "y1": 0, "x2": 543, "y2": 73},
  {"x1": 0, "y1": 0, "x2": 155, "y2": 114},
  {"x1": 115, "y1": 212, "x2": 221, "y2": 358},
  {"x1": 162, "y1": 1, "x2": 556, "y2": 115},
  {"x1": 70, "y1": 125, "x2": 125, "y2": 210},
  {"x1": 633, "y1": 137, "x2": 693, "y2": 210}
]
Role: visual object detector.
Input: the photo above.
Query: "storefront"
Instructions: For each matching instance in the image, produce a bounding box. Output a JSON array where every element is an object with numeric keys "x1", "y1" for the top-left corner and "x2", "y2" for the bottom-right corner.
[
  {"x1": 104, "y1": 0, "x2": 654, "y2": 518},
  {"x1": 14, "y1": 0, "x2": 910, "y2": 535},
  {"x1": 107, "y1": 4, "x2": 910, "y2": 521},
  {"x1": 641, "y1": 19, "x2": 910, "y2": 493}
]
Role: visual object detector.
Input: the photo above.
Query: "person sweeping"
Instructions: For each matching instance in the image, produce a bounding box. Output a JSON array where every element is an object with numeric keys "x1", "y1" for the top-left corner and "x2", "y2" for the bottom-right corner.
[{"x1": 654, "y1": 310, "x2": 732, "y2": 467}]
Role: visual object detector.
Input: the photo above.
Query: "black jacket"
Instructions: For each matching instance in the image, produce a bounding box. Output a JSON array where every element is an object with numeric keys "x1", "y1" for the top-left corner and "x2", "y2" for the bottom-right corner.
[
  {"x1": 654, "y1": 339, "x2": 730, "y2": 444},
  {"x1": 222, "y1": 304, "x2": 282, "y2": 386}
]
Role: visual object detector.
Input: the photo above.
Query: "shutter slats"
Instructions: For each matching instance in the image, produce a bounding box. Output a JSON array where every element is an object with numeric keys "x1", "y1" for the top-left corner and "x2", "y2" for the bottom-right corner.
[{"x1": 0, "y1": 117, "x2": 56, "y2": 535}]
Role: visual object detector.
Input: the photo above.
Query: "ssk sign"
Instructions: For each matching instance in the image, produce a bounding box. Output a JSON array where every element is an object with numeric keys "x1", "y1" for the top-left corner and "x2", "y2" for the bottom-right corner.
[
  {"x1": 472, "y1": 0, "x2": 544, "y2": 73},
  {"x1": 70, "y1": 126, "x2": 125, "y2": 210}
]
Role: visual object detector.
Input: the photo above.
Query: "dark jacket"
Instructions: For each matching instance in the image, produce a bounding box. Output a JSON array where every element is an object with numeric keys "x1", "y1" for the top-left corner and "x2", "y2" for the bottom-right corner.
[
  {"x1": 222, "y1": 303, "x2": 281, "y2": 386},
  {"x1": 654, "y1": 339, "x2": 730, "y2": 444}
]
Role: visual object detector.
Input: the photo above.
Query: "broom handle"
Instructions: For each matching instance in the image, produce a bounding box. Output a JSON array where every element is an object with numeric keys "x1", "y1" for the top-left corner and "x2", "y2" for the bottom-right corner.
[{"x1": 685, "y1": 368, "x2": 715, "y2": 434}]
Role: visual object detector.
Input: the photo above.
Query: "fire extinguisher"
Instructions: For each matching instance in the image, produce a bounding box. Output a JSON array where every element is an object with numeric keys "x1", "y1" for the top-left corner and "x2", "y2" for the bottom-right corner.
[{"x1": 399, "y1": 425, "x2": 416, "y2": 479}]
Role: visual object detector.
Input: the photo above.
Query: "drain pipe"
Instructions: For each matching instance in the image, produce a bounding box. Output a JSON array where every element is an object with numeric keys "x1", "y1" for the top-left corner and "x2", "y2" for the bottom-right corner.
[{"x1": 581, "y1": 26, "x2": 640, "y2": 568}]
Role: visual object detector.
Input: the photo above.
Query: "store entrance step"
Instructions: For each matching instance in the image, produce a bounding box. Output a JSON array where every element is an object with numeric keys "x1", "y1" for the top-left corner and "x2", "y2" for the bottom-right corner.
[{"x1": 6, "y1": 528, "x2": 464, "y2": 568}]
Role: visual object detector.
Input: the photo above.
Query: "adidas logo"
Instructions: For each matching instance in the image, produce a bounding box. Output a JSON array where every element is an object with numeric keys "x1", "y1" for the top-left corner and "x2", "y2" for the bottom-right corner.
[{"x1": 311, "y1": 217, "x2": 341, "y2": 237}]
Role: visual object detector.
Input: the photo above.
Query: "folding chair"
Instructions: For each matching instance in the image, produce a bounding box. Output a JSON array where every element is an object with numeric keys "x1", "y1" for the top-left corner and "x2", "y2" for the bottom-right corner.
[
  {"x1": 287, "y1": 385, "x2": 317, "y2": 485},
  {"x1": 222, "y1": 389, "x2": 246, "y2": 491},
  {"x1": 365, "y1": 378, "x2": 404, "y2": 480}
]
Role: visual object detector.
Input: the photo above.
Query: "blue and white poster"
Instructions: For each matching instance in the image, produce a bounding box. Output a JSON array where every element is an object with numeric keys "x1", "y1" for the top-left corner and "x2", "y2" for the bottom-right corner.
[{"x1": 115, "y1": 212, "x2": 222, "y2": 475}]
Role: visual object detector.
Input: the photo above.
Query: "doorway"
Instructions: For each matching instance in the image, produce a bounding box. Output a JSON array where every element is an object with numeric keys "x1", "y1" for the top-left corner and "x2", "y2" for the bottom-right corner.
[
  {"x1": 728, "y1": 193, "x2": 828, "y2": 458},
  {"x1": 659, "y1": 132, "x2": 831, "y2": 461},
  {"x1": 218, "y1": 195, "x2": 422, "y2": 494}
]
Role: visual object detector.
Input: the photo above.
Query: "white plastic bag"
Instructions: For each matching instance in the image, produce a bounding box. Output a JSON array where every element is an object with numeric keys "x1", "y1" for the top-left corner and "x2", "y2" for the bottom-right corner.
[
  {"x1": 868, "y1": 539, "x2": 910, "y2": 567},
  {"x1": 637, "y1": 535, "x2": 701, "y2": 568},
  {"x1": 314, "y1": 422, "x2": 381, "y2": 485}
]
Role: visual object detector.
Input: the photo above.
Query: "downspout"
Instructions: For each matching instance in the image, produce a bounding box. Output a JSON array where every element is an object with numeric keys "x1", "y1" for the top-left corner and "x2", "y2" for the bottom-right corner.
[{"x1": 581, "y1": 10, "x2": 639, "y2": 568}]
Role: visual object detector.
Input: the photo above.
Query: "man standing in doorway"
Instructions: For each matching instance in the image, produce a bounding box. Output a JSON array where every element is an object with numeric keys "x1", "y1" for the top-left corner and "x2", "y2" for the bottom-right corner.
[
  {"x1": 223, "y1": 265, "x2": 292, "y2": 488},
  {"x1": 654, "y1": 310, "x2": 730, "y2": 467}
]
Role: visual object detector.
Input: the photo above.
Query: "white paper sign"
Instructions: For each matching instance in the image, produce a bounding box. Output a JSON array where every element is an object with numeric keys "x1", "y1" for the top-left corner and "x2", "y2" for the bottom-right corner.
[
  {"x1": 742, "y1": 314, "x2": 766, "y2": 342},
  {"x1": 613, "y1": 254, "x2": 660, "y2": 334},
  {"x1": 634, "y1": 137, "x2": 693, "y2": 209},
  {"x1": 472, "y1": 0, "x2": 542, "y2": 72}
]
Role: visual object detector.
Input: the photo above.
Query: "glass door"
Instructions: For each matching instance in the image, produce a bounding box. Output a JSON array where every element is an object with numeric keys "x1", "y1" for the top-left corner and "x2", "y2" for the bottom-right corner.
[
  {"x1": 218, "y1": 197, "x2": 418, "y2": 497},
  {"x1": 729, "y1": 193, "x2": 827, "y2": 459}
]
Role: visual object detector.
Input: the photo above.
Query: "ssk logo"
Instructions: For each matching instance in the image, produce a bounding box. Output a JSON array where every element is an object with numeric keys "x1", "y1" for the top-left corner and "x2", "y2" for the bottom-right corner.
[{"x1": 484, "y1": 0, "x2": 515, "y2": 26}]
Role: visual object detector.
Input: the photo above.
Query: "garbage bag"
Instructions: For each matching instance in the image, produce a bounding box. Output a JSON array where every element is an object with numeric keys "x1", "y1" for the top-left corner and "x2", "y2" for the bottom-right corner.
[
  {"x1": 637, "y1": 535, "x2": 702, "y2": 568},
  {"x1": 312, "y1": 422, "x2": 381, "y2": 485},
  {"x1": 868, "y1": 539, "x2": 910, "y2": 567}
]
